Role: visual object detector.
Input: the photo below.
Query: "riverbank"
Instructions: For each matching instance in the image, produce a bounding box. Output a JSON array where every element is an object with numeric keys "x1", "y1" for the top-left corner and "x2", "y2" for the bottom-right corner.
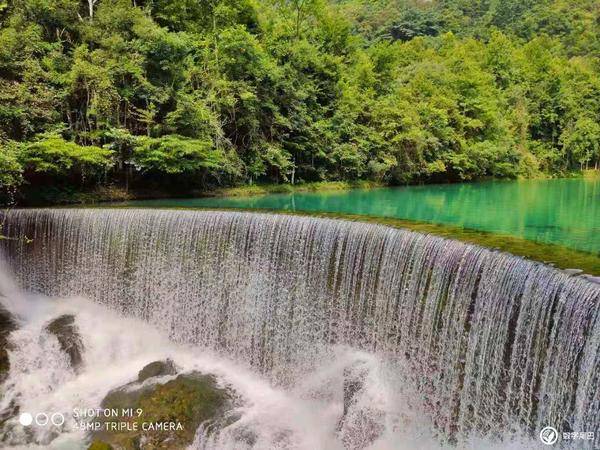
[
  {"x1": 206, "y1": 180, "x2": 384, "y2": 197},
  {"x1": 14, "y1": 181, "x2": 385, "y2": 206},
  {"x1": 13, "y1": 170, "x2": 599, "y2": 207}
]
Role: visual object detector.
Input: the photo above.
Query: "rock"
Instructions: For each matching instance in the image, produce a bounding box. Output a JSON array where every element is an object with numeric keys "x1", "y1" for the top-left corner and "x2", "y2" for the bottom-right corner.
[
  {"x1": 338, "y1": 360, "x2": 385, "y2": 450},
  {"x1": 0, "y1": 399, "x2": 18, "y2": 428},
  {"x1": 45, "y1": 315, "x2": 84, "y2": 371},
  {"x1": 137, "y1": 359, "x2": 177, "y2": 383},
  {"x1": 0, "y1": 305, "x2": 17, "y2": 382},
  {"x1": 0, "y1": 306, "x2": 18, "y2": 430},
  {"x1": 340, "y1": 361, "x2": 369, "y2": 423},
  {"x1": 339, "y1": 407, "x2": 385, "y2": 450},
  {"x1": 563, "y1": 268, "x2": 583, "y2": 276},
  {"x1": 88, "y1": 440, "x2": 113, "y2": 450},
  {"x1": 93, "y1": 370, "x2": 232, "y2": 450}
]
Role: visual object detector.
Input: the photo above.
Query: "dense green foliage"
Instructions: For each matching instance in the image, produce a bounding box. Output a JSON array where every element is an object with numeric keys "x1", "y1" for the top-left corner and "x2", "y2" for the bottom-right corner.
[{"x1": 1, "y1": 0, "x2": 599, "y2": 201}]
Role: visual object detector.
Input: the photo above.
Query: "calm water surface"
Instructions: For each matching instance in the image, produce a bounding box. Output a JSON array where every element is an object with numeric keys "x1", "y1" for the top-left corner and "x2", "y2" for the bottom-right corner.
[{"x1": 119, "y1": 178, "x2": 600, "y2": 254}]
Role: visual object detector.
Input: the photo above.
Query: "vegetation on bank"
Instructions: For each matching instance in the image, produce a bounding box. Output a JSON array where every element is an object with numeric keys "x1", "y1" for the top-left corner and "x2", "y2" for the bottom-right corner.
[
  {"x1": 16, "y1": 180, "x2": 384, "y2": 205},
  {"x1": 1, "y1": 0, "x2": 600, "y2": 204},
  {"x1": 583, "y1": 169, "x2": 600, "y2": 179},
  {"x1": 207, "y1": 180, "x2": 383, "y2": 197}
]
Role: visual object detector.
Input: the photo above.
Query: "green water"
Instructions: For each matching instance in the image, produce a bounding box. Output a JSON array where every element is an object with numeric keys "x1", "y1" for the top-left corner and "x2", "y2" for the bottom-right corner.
[{"x1": 119, "y1": 178, "x2": 600, "y2": 254}]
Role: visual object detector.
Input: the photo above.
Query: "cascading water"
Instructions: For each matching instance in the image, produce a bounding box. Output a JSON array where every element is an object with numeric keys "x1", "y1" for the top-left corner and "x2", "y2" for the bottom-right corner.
[{"x1": 0, "y1": 208, "x2": 599, "y2": 449}]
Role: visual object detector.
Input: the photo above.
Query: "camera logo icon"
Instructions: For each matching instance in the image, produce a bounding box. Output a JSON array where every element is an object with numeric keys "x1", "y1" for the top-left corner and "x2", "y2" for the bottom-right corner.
[{"x1": 540, "y1": 426, "x2": 559, "y2": 445}]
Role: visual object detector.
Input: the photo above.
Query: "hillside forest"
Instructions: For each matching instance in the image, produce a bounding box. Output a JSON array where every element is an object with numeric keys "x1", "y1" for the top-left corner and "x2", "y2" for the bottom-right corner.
[{"x1": 1, "y1": 0, "x2": 600, "y2": 203}]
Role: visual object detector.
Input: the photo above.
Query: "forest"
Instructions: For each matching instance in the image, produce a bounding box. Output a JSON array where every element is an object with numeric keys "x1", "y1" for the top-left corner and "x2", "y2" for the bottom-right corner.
[{"x1": 1, "y1": 0, "x2": 599, "y2": 203}]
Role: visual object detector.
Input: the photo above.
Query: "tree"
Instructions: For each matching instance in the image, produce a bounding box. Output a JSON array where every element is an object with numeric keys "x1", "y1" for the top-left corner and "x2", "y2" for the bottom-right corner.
[
  {"x1": 560, "y1": 118, "x2": 600, "y2": 170},
  {"x1": 20, "y1": 132, "x2": 113, "y2": 177},
  {"x1": 131, "y1": 134, "x2": 241, "y2": 180},
  {"x1": 0, "y1": 142, "x2": 23, "y2": 191},
  {"x1": 1, "y1": 0, "x2": 599, "y2": 204}
]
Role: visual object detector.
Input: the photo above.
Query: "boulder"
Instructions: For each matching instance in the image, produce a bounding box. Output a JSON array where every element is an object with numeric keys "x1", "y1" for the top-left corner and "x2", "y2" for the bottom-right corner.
[
  {"x1": 340, "y1": 361, "x2": 370, "y2": 424},
  {"x1": 88, "y1": 440, "x2": 113, "y2": 450},
  {"x1": 0, "y1": 306, "x2": 17, "y2": 431},
  {"x1": 0, "y1": 305, "x2": 17, "y2": 382},
  {"x1": 337, "y1": 360, "x2": 385, "y2": 450},
  {"x1": 137, "y1": 359, "x2": 177, "y2": 383},
  {"x1": 45, "y1": 315, "x2": 84, "y2": 371},
  {"x1": 92, "y1": 365, "x2": 232, "y2": 450}
]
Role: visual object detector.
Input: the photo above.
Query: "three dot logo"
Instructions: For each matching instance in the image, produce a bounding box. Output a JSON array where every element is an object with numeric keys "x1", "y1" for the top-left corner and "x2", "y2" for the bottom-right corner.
[
  {"x1": 18, "y1": 412, "x2": 65, "y2": 427},
  {"x1": 540, "y1": 426, "x2": 559, "y2": 445}
]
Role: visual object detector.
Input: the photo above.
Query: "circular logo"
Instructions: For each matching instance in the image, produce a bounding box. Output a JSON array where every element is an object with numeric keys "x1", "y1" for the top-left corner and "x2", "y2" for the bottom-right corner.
[
  {"x1": 18, "y1": 413, "x2": 33, "y2": 426},
  {"x1": 51, "y1": 413, "x2": 65, "y2": 426},
  {"x1": 540, "y1": 426, "x2": 559, "y2": 445},
  {"x1": 35, "y1": 413, "x2": 49, "y2": 426}
]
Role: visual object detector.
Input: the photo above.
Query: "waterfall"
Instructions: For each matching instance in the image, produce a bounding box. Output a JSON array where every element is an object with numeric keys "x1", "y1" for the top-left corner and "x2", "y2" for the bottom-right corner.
[{"x1": 1, "y1": 208, "x2": 599, "y2": 446}]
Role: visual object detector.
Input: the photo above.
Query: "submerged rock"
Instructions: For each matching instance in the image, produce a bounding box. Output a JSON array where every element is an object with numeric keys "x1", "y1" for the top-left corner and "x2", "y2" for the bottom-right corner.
[
  {"x1": 45, "y1": 315, "x2": 84, "y2": 371},
  {"x1": 339, "y1": 360, "x2": 370, "y2": 426},
  {"x1": 92, "y1": 364, "x2": 232, "y2": 450}
]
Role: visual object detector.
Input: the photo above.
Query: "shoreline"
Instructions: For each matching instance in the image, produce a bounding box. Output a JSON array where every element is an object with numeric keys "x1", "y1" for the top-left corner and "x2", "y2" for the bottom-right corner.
[{"x1": 13, "y1": 170, "x2": 599, "y2": 206}]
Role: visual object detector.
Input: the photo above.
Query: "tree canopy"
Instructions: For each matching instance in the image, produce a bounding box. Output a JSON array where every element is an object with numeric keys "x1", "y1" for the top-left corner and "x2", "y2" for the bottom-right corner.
[{"x1": 1, "y1": 0, "x2": 599, "y2": 202}]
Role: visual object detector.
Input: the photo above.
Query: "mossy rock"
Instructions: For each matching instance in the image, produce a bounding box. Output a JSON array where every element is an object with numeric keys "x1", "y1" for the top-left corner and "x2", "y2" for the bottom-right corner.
[
  {"x1": 94, "y1": 369, "x2": 232, "y2": 450},
  {"x1": 45, "y1": 314, "x2": 84, "y2": 370},
  {"x1": 88, "y1": 440, "x2": 113, "y2": 450},
  {"x1": 99, "y1": 360, "x2": 180, "y2": 414}
]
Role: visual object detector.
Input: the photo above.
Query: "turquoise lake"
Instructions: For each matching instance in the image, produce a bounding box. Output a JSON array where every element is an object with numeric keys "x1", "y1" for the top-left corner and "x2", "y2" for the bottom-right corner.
[{"x1": 118, "y1": 178, "x2": 600, "y2": 254}]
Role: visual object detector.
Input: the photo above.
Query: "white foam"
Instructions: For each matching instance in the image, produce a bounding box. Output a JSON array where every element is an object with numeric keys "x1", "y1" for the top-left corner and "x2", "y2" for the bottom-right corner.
[{"x1": 0, "y1": 284, "x2": 541, "y2": 449}]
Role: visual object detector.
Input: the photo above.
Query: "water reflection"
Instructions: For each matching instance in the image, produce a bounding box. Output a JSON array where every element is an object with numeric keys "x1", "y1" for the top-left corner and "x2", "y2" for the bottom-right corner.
[{"x1": 120, "y1": 179, "x2": 600, "y2": 254}]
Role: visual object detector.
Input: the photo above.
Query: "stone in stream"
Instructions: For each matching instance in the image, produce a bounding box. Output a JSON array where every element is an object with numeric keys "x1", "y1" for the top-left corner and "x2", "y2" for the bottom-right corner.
[
  {"x1": 45, "y1": 314, "x2": 84, "y2": 371},
  {"x1": 337, "y1": 360, "x2": 385, "y2": 450},
  {"x1": 137, "y1": 359, "x2": 177, "y2": 383},
  {"x1": 341, "y1": 361, "x2": 370, "y2": 420},
  {"x1": 88, "y1": 440, "x2": 113, "y2": 450},
  {"x1": 0, "y1": 305, "x2": 18, "y2": 428},
  {"x1": 0, "y1": 304, "x2": 17, "y2": 382},
  {"x1": 90, "y1": 361, "x2": 233, "y2": 450}
]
